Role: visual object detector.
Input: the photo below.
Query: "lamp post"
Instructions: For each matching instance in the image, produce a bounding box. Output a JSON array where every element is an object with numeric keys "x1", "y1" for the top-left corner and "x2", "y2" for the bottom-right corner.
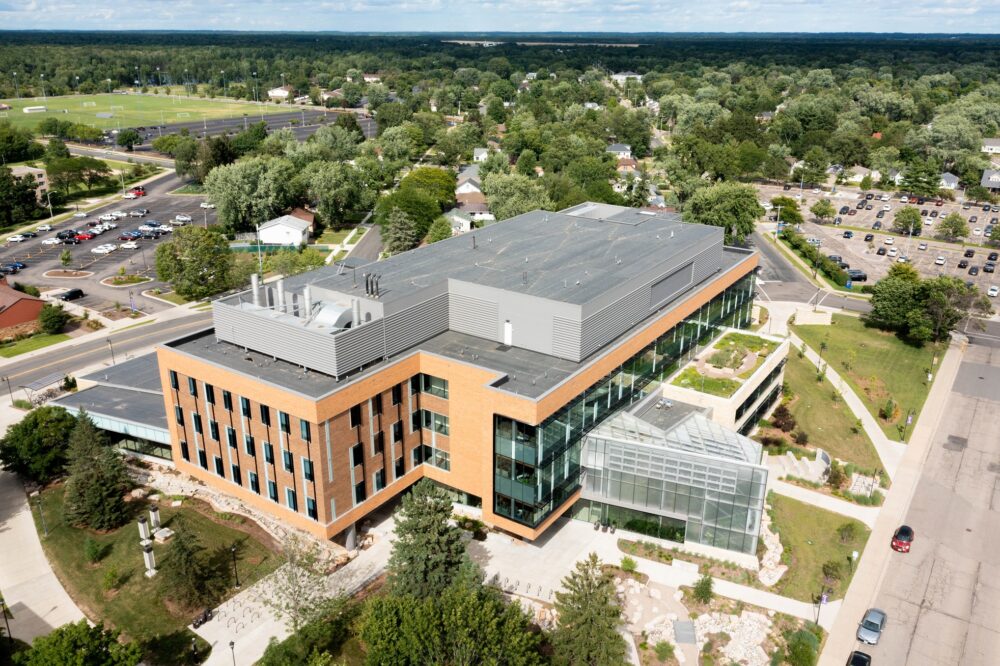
[
  {"x1": 31, "y1": 491, "x2": 48, "y2": 537},
  {"x1": 106, "y1": 78, "x2": 112, "y2": 94},
  {"x1": 107, "y1": 338, "x2": 116, "y2": 365},
  {"x1": 230, "y1": 544, "x2": 240, "y2": 588},
  {"x1": 74, "y1": 75, "x2": 79, "y2": 92},
  {"x1": 156, "y1": 66, "x2": 161, "y2": 87},
  {"x1": 39, "y1": 74, "x2": 46, "y2": 100},
  {"x1": 12, "y1": 72, "x2": 19, "y2": 99},
  {"x1": 221, "y1": 70, "x2": 227, "y2": 98},
  {"x1": 254, "y1": 223, "x2": 264, "y2": 277},
  {"x1": 190, "y1": 637, "x2": 198, "y2": 661},
  {"x1": 1, "y1": 597, "x2": 12, "y2": 649},
  {"x1": 0, "y1": 375, "x2": 13, "y2": 404},
  {"x1": 229, "y1": 640, "x2": 236, "y2": 666}
]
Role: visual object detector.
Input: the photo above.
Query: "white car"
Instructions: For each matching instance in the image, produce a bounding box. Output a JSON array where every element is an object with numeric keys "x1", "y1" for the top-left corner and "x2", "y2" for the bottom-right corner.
[
  {"x1": 102, "y1": 221, "x2": 118, "y2": 229},
  {"x1": 129, "y1": 210, "x2": 146, "y2": 218},
  {"x1": 935, "y1": 256, "x2": 946, "y2": 265},
  {"x1": 170, "y1": 218, "x2": 186, "y2": 226},
  {"x1": 882, "y1": 204, "x2": 892, "y2": 211},
  {"x1": 881, "y1": 194, "x2": 890, "y2": 201},
  {"x1": 120, "y1": 241, "x2": 139, "y2": 250},
  {"x1": 99, "y1": 213, "x2": 116, "y2": 222},
  {"x1": 199, "y1": 202, "x2": 215, "y2": 209},
  {"x1": 72, "y1": 212, "x2": 88, "y2": 218},
  {"x1": 973, "y1": 228, "x2": 982, "y2": 236},
  {"x1": 884, "y1": 237, "x2": 894, "y2": 245},
  {"x1": 174, "y1": 214, "x2": 192, "y2": 223},
  {"x1": 7, "y1": 235, "x2": 25, "y2": 243},
  {"x1": 900, "y1": 196, "x2": 909, "y2": 203},
  {"x1": 37, "y1": 224, "x2": 53, "y2": 231},
  {"x1": 897, "y1": 255, "x2": 908, "y2": 263},
  {"x1": 42, "y1": 237, "x2": 62, "y2": 245},
  {"x1": 111, "y1": 211, "x2": 128, "y2": 219},
  {"x1": 888, "y1": 248, "x2": 899, "y2": 257},
  {"x1": 122, "y1": 192, "x2": 137, "y2": 200},
  {"x1": 760, "y1": 202, "x2": 773, "y2": 211},
  {"x1": 924, "y1": 218, "x2": 933, "y2": 226},
  {"x1": 989, "y1": 286, "x2": 999, "y2": 298},
  {"x1": 812, "y1": 188, "x2": 821, "y2": 194},
  {"x1": 918, "y1": 243, "x2": 928, "y2": 251}
]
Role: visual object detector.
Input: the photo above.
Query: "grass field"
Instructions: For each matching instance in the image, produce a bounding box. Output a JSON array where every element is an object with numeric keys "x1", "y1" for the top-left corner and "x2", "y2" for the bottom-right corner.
[
  {"x1": 783, "y1": 353, "x2": 882, "y2": 470},
  {"x1": 670, "y1": 366, "x2": 741, "y2": 397},
  {"x1": 767, "y1": 493, "x2": 870, "y2": 602},
  {"x1": 0, "y1": 93, "x2": 288, "y2": 132},
  {"x1": 0, "y1": 333, "x2": 70, "y2": 358},
  {"x1": 792, "y1": 314, "x2": 943, "y2": 440},
  {"x1": 33, "y1": 484, "x2": 282, "y2": 665}
]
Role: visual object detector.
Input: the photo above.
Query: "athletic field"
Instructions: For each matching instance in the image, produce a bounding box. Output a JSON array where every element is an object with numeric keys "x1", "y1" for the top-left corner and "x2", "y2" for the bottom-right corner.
[{"x1": 0, "y1": 93, "x2": 290, "y2": 132}]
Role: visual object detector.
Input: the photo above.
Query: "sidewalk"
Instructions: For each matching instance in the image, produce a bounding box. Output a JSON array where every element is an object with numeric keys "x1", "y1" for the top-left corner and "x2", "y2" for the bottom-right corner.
[
  {"x1": 789, "y1": 331, "x2": 908, "y2": 477},
  {"x1": 0, "y1": 470, "x2": 85, "y2": 643},
  {"x1": 817, "y1": 336, "x2": 966, "y2": 665},
  {"x1": 770, "y1": 480, "x2": 880, "y2": 528}
]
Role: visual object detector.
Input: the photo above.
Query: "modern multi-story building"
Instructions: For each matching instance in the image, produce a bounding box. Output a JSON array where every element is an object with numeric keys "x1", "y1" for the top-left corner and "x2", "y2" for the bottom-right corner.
[{"x1": 154, "y1": 203, "x2": 761, "y2": 549}]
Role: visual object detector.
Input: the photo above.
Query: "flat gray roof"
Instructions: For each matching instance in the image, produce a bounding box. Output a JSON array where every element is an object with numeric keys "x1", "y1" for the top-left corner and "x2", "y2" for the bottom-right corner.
[
  {"x1": 238, "y1": 206, "x2": 719, "y2": 308},
  {"x1": 82, "y1": 353, "x2": 163, "y2": 394},
  {"x1": 173, "y1": 247, "x2": 752, "y2": 401},
  {"x1": 52, "y1": 385, "x2": 168, "y2": 431}
]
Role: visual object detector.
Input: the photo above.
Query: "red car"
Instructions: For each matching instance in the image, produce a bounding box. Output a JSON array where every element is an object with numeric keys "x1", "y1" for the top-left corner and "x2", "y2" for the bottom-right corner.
[
  {"x1": 891, "y1": 525, "x2": 914, "y2": 553},
  {"x1": 74, "y1": 232, "x2": 95, "y2": 241},
  {"x1": 130, "y1": 189, "x2": 146, "y2": 197}
]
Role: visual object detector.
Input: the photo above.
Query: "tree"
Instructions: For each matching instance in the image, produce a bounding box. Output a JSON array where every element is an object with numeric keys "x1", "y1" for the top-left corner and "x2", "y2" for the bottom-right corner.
[
  {"x1": 13, "y1": 620, "x2": 141, "y2": 666},
  {"x1": 891, "y1": 206, "x2": 922, "y2": 235},
  {"x1": 937, "y1": 212, "x2": 969, "y2": 240},
  {"x1": 59, "y1": 249, "x2": 72, "y2": 268},
  {"x1": 0, "y1": 165, "x2": 41, "y2": 227},
  {"x1": 38, "y1": 302, "x2": 71, "y2": 334},
  {"x1": 809, "y1": 198, "x2": 835, "y2": 224},
  {"x1": 76, "y1": 157, "x2": 112, "y2": 191},
  {"x1": 682, "y1": 182, "x2": 764, "y2": 245},
  {"x1": 63, "y1": 412, "x2": 130, "y2": 531},
  {"x1": 399, "y1": 167, "x2": 456, "y2": 210},
  {"x1": 46, "y1": 157, "x2": 85, "y2": 194},
  {"x1": 771, "y1": 404, "x2": 797, "y2": 432},
  {"x1": 481, "y1": 172, "x2": 553, "y2": 221},
  {"x1": 0, "y1": 406, "x2": 78, "y2": 483},
  {"x1": 116, "y1": 129, "x2": 141, "y2": 151},
  {"x1": 386, "y1": 479, "x2": 467, "y2": 599},
  {"x1": 202, "y1": 156, "x2": 300, "y2": 234},
  {"x1": 480, "y1": 150, "x2": 510, "y2": 178},
  {"x1": 552, "y1": 553, "x2": 627, "y2": 666},
  {"x1": 859, "y1": 174, "x2": 873, "y2": 191},
  {"x1": 0, "y1": 121, "x2": 42, "y2": 163},
  {"x1": 260, "y1": 537, "x2": 343, "y2": 633},
  {"x1": 374, "y1": 187, "x2": 441, "y2": 237},
  {"x1": 770, "y1": 196, "x2": 803, "y2": 226},
  {"x1": 159, "y1": 523, "x2": 225, "y2": 607},
  {"x1": 155, "y1": 226, "x2": 235, "y2": 299},
  {"x1": 692, "y1": 573, "x2": 714, "y2": 603},
  {"x1": 516, "y1": 149, "x2": 539, "y2": 176},
  {"x1": 303, "y1": 162, "x2": 371, "y2": 227},
  {"x1": 44, "y1": 138, "x2": 70, "y2": 162},
  {"x1": 900, "y1": 159, "x2": 940, "y2": 197},
  {"x1": 426, "y1": 216, "x2": 453, "y2": 244}
]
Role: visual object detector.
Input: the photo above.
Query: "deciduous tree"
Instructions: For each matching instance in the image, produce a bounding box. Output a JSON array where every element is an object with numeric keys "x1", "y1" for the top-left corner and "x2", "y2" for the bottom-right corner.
[
  {"x1": 154, "y1": 226, "x2": 235, "y2": 299},
  {"x1": 683, "y1": 182, "x2": 764, "y2": 244},
  {"x1": 809, "y1": 198, "x2": 835, "y2": 223},
  {"x1": 481, "y1": 172, "x2": 553, "y2": 221},
  {"x1": 0, "y1": 406, "x2": 78, "y2": 483},
  {"x1": 13, "y1": 620, "x2": 141, "y2": 666}
]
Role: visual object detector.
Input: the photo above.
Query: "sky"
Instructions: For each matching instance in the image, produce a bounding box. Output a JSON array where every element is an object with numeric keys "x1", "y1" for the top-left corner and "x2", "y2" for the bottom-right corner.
[{"x1": 1, "y1": 0, "x2": 999, "y2": 33}]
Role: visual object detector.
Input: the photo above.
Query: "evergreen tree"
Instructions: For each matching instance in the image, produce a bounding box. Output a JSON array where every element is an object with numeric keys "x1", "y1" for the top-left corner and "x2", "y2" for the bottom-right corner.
[
  {"x1": 159, "y1": 524, "x2": 223, "y2": 607},
  {"x1": 382, "y1": 207, "x2": 420, "y2": 255},
  {"x1": 63, "y1": 412, "x2": 131, "y2": 530},
  {"x1": 425, "y1": 216, "x2": 453, "y2": 244},
  {"x1": 552, "y1": 553, "x2": 627, "y2": 666},
  {"x1": 385, "y1": 479, "x2": 466, "y2": 599}
]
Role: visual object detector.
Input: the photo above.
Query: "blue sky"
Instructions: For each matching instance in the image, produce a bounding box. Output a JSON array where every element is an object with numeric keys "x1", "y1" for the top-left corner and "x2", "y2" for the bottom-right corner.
[{"x1": 2, "y1": 0, "x2": 999, "y2": 32}]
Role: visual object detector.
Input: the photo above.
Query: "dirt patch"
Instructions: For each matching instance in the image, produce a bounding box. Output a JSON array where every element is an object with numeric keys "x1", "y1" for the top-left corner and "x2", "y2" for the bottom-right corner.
[
  {"x1": 100, "y1": 276, "x2": 153, "y2": 289},
  {"x1": 100, "y1": 308, "x2": 147, "y2": 321},
  {"x1": 852, "y1": 372, "x2": 889, "y2": 403},
  {"x1": 43, "y1": 269, "x2": 93, "y2": 279}
]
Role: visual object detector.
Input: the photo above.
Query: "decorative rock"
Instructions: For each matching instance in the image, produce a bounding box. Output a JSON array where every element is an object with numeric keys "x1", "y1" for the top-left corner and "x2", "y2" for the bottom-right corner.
[
  {"x1": 153, "y1": 527, "x2": 175, "y2": 543},
  {"x1": 648, "y1": 587, "x2": 662, "y2": 599},
  {"x1": 148, "y1": 494, "x2": 161, "y2": 502},
  {"x1": 171, "y1": 500, "x2": 182, "y2": 507},
  {"x1": 130, "y1": 488, "x2": 149, "y2": 499}
]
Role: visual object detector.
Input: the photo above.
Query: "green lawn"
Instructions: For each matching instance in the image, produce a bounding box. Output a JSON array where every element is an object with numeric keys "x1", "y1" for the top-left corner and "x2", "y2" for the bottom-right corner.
[
  {"x1": 316, "y1": 227, "x2": 354, "y2": 245},
  {"x1": 767, "y1": 493, "x2": 870, "y2": 602},
  {"x1": 783, "y1": 354, "x2": 882, "y2": 470},
  {"x1": 0, "y1": 333, "x2": 70, "y2": 357},
  {"x1": 793, "y1": 314, "x2": 943, "y2": 440},
  {"x1": 774, "y1": 235, "x2": 854, "y2": 294},
  {"x1": 671, "y1": 366, "x2": 741, "y2": 397},
  {"x1": 151, "y1": 291, "x2": 190, "y2": 305},
  {"x1": 1, "y1": 93, "x2": 290, "y2": 133},
  {"x1": 33, "y1": 484, "x2": 282, "y2": 665},
  {"x1": 171, "y1": 184, "x2": 205, "y2": 195}
]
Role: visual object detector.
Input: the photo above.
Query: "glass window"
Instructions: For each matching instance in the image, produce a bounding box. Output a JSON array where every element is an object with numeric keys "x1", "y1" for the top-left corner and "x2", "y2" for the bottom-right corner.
[
  {"x1": 223, "y1": 390, "x2": 233, "y2": 411},
  {"x1": 180, "y1": 440, "x2": 190, "y2": 461},
  {"x1": 395, "y1": 456, "x2": 404, "y2": 479},
  {"x1": 350, "y1": 405, "x2": 362, "y2": 428},
  {"x1": 264, "y1": 442, "x2": 274, "y2": 464},
  {"x1": 373, "y1": 394, "x2": 382, "y2": 415},
  {"x1": 496, "y1": 456, "x2": 512, "y2": 479},
  {"x1": 240, "y1": 397, "x2": 251, "y2": 418},
  {"x1": 300, "y1": 420, "x2": 311, "y2": 442},
  {"x1": 188, "y1": 377, "x2": 198, "y2": 397},
  {"x1": 226, "y1": 427, "x2": 236, "y2": 448},
  {"x1": 283, "y1": 450, "x2": 293, "y2": 473},
  {"x1": 392, "y1": 420, "x2": 403, "y2": 443},
  {"x1": 192, "y1": 413, "x2": 203, "y2": 435},
  {"x1": 307, "y1": 497, "x2": 317, "y2": 520},
  {"x1": 268, "y1": 480, "x2": 277, "y2": 501},
  {"x1": 351, "y1": 443, "x2": 364, "y2": 467},
  {"x1": 374, "y1": 431, "x2": 384, "y2": 455},
  {"x1": 231, "y1": 464, "x2": 241, "y2": 486},
  {"x1": 244, "y1": 435, "x2": 255, "y2": 456},
  {"x1": 374, "y1": 469, "x2": 385, "y2": 491},
  {"x1": 169, "y1": 370, "x2": 178, "y2": 390},
  {"x1": 209, "y1": 420, "x2": 219, "y2": 441},
  {"x1": 303, "y1": 458, "x2": 314, "y2": 481},
  {"x1": 260, "y1": 404, "x2": 271, "y2": 426},
  {"x1": 198, "y1": 449, "x2": 207, "y2": 469},
  {"x1": 174, "y1": 405, "x2": 184, "y2": 426},
  {"x1": 286, "y1": 488, "x2": 297, "y2": 511},
  {"x1": 392, "y1": 384, "x2": 402, "y2": 405},
  {"x1": 213, "y1": 456, "x2": 224, "y2": 476},
  {"x1": 279, "y1": 411, "x2": 290, "y2": 434},
  {"x1": 354, "y1": 480, "x2": 366, "y2": 504},
  {"x1": 206, "y1": 384, "x2": 215, "y2": 405},
  {"x1": 249, "y1": 472, "x2": 260, "y2": 494}
]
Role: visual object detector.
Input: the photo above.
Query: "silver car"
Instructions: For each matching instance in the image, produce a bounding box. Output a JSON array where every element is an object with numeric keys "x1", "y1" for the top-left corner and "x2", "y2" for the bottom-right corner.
[{"x1": 857, "y1": 608, "x2": 887, "y2": 645}]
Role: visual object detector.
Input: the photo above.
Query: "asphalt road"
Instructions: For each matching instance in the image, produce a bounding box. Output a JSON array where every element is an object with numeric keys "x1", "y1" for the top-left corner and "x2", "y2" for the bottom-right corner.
[
  {"x1": 859, "y1": 341, "x2": 1000, "y2": 665},
  {"x1": 0, "y1": 311, "x2": 211, "y2": 388},
  {"x1": 347, "y1": 224, "x2": 382, "y2": 262},
  {"x1": 3, "y1": 170, "x2": 216, "y2": 314}
]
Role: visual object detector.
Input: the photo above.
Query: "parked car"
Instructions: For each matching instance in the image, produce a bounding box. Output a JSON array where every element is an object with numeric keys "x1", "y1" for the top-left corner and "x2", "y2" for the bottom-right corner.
[
  {"x1": 847, "y1": 269, "x2": 868, "y2": 282},
  {"x1": 989, "y1": 286, "x2": 999, "y2": 298},
  {"x1": 857, "y1": 608, "x2": 887, "y2": 645},
  {"x1": 876, "y1": 210, "x2": 886, "y2": 219},
  {"x1": 843, "y1": 231, "x2": 854, "y2": 239},
  {"x1": 935, "y1": 256, "x2": 946, "y2": 266},
  {"x1": 964, "y1": 249, "x2": 976, "y2": 258},
  {"x1": 62, "y1": 237, "x2": 80, "y2": 245},
  {"x1": 122, "y1": 192, "x2": 137, "y2": 199},
  {"x1": 876, "y1": 247, "x2": 887, "y2": 256},
  {"x1": 888, "y1": 248, "x2": 899, "y2": 257},
  {"x1": 971, "y1": 215, "x2": 979, "y2": 224},
  {"x1": 959, "y1": 259, "x2": 970, "y2": 269},
  {"x1": 891, "y1": 525, "x2": 915, "y2": 553},
  {"x1": 199, "y1": 202, "x2": 215, "y2": 209},
  {"x1": 865, "y1": 193, "x2": 874, "y2": 200},
  {"x1": 6, "y1": 235, "x2": 25, "y2": 243},
  {"x1": 120, "y1": 241, "x2": 139, "y2": 250},
  {"x1": 41, "y1": 237, "x2": 62, "y2": 245},
  {"x1": 839, "y1": 206, "x2": 850, "y2": 215},
  {"x1": 920, "y1": 209, "x2": 929, "y2": 217},
  {"x1": 918, "y1": 243, "x2": 928, "y2": 251},
  {"x1": 930, "y1": 210, "x2": 939, "y2": 218},
  {"x1": 974, "y1": 228, "x2": 983, "y2": 236},
  {"x1": 884, "y1": 237, "x2": 894, "y2": 245},
  {"x1": 983, "y1": 262, "x2": 995, "y2": 274},
  {"x1": 72, "y1": 211, "x2": 88, "y2": 218},
  {"x1": 111, "y1": 211, "x2": 127, "y2": 219},
  {"x1": 20, "y1": 231, "x2": 37, "y2": 238},
  {"x1": 872, "y1": 221, "x2": 882, "y2": 230},
  {"x1": 129, "y1": 209, "x2": 147, "y2": 218},
  {"x1": 864, "y1": 233, "x2": 874, "y2": 242},
  {"x1": 175, "y1": 214, "x2": 192, "y2": 223},
  {"x1": 970, "y1": 266, "x2": 980, "y2": 276},
  {"x1": 827, "y1": 254, "x2": 843, "y2": 263},
  {"x1": 848, "y1": 209, "x2": 857, "y2": 216},
  {"x1": 58, "y1": 288, "x2": 85, "y2": 301},
  {"x1": 989, "y1": 252, "x2": 999, "y2": 261},
  {"x1": 37, "y1": 224, "x2": 52, "y2": 231}
]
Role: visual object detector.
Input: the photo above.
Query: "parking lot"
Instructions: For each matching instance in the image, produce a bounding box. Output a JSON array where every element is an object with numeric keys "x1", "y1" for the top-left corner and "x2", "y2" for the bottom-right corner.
[
  {"x1": 1, "y1": 172, "x2": 216, "y2": 314},
  {"x1": 755, "y1": 183, "x2": 1000, "y2": 296}
]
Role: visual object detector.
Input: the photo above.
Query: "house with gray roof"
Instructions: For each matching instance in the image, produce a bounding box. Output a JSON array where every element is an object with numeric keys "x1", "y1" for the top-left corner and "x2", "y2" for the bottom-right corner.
[
  {"x1": 940, "y1": 172, "x2": 960, "y2": 190},
  {"x1": 981, "y1": 169, "x2": 1000, "y2": 192},
  {"x1": 258, "y1": 214, "x2": 313, "y2": 246}
]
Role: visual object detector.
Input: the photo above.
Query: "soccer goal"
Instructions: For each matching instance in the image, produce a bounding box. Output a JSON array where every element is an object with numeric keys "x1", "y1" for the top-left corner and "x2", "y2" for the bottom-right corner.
[
  {"x1": 111, "y1": 105, "x2": 125, "y2": 112},
  {"x1": 82, "y1": 101, "x2": 97, "y2": 108},
  {"x1": 176, "y1": 112, "x2": 190, "y2": 118}
]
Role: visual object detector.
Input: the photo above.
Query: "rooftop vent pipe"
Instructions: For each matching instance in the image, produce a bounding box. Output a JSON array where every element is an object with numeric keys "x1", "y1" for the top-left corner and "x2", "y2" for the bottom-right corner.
[
  {"x1": 276, "y1": 278, "x2": 286, "y2": 312},
  {"x1": 251, "y1": 274, "x2": 260, "y2": 307}
]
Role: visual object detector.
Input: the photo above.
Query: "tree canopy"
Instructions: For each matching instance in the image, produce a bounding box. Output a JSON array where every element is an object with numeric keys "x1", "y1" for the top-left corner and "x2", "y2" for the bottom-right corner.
[
  {"x1": 0, "y1": 406, "x2": 78, "y2": 483},
  {"x1": 683, "y1": 182, "x2": 763, "y2": 245},
  {"x1": 155, "y1": 226, "x2": 238, "y2": 299}
]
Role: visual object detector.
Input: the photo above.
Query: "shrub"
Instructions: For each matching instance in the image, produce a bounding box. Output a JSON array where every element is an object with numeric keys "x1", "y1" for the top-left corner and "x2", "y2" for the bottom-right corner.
[
  {"x1": 620, "y1": 556, "x2": 638, "y2": 573},
  {"x1": 760, "y1": 435, "x2": 786, "y2": 447},
  {"x1": 63, "y1": 375, "x2": 77, "y2": 391},
  {"x1": 83, "y1": 537, "x2": 104, "y2": 563},
  {"x1": 771, "y1": 404, "x2": 796, "y2": 432},
  {"x1": 880, "y1": 398, "x2": 896, "y2": 421},
  {"x1": 837, "y1": 522, "x2": 858, "y2": 544},
  {"x1": 826, "y1": 460, "x2": 847, "y2": 489},
  {"x1": 793, "y1": 430, "x2": 809, "y2": 445},
  {"x1": 822, "y1": 559, "x2": 843, "y2": 583},
  {"x1": 654, "y1": 641, "x2": 675, "y2": 661},
  {"x1": 692, "y1": 574, "x2": 714, "y2": 604},
  {"x1": 786, "y1": 629, "x2": 819, "y2": 666},
  {"x1": 102, "y1": 566, "x2": 121, "y2": 591},
  {"x1": 12, "y1": 398, "x2": 32, "y2": 410}
]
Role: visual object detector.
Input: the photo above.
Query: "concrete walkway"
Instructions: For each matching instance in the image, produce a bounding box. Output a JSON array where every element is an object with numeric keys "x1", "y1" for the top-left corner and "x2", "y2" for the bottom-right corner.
[
  {"x1": 789, "y1": 332, "x2": 908, "y2": 477},
  {"x1": 0, "y1": 470, "x2": 85, "y2": 643},
  {"x1": 818, "y1": 335, "x2": 966, "y2": 665},
  {"x1": 770, "y1": 479, "x2": 880, "y2": 528}
]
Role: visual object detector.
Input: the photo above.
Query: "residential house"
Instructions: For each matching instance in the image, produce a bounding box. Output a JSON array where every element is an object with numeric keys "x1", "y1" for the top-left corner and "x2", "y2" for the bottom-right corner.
[
  {"x1": 11, "y1": 165, "x2": 48, "y2": 201},
  {"x1": 845, "y1": 166, "x2": 881, "y2": 185},
  {"x1": 981, "y1": 169, "x2": 1000, "y2": 192},
  {"x1": 457, "y1": 164, "x2": 480, "y2": 184},
  {"x1": 320, "y1": 89, "x2": 344, "y2": 103},
  {"x1": 0, "y1": 277, "x2": 45, "y2": 337},
  {"x1": 611, "y1": 71, "x2": 643, "y2": 85},
  {"x1": 525, "y1": 72, "x2": 537, "y2": 81},
  {"x1": 456, "y1": 177, "x2": 482, "y2": 196},
  {"x1": 290, "y1": 208, "x2": 316, "y2": 226},
  {"x1": 363, "y1": 74, "x2": 381, "y2": 83},
  {"x1": 939, "y1": 172, "x2": 960, "y2": 191},
  {"x1": 257, "y1": 214, "x2": 312, "y2": 247},
  {"x1": 456, "y1": 191, "x2": 495, "y2": 223},
  {"x1": 606, "y1": 143, "x2": 632, "y2": 160},
  {"x1": 884, "y1": 169, "x2": 904, "y2": 186},
  {"x1": 583, "y1": 102, "x2": 602, "y2": 111},
  {"x1": 444, "y1": 209, "x2": 474, "y2": 234},
  {"x1": 981, "y1": 138, "x2": 1000, "y2": 155},
  {"x1": 617, "y1": 158, "x2": 639, "y2": 176},
  {"x1": 268, "y1": 85, "x2": 293, "y2": 100},
  {"x1": 473, "y1": 147, "x2": 490, "y2": 163},
  {"x1": 293, "y1": 95, "x2": 311, "y2": 105}
]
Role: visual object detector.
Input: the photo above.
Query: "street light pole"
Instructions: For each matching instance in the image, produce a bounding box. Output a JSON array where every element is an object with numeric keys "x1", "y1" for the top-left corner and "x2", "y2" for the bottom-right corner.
[
  {"x1": 230, "y1": 544, "x2": 240, "y2": 588},
  {"x1": 0, "y1": 375, "x2": 13, "y2": 404},
  {"x1": 39, "y1": 74, "x2": 46, "y2": 100},
  {"x1": 229, "y1": 640, "x2": 236, "y2": 666},
  {"x1": 1, "y1": 597, "x2": 12, "y2": 649},
  {"x1": 255, "y1": 223, "x2": 264, "y2": 277},
  {"x1": 221, "y1": 70, "x2": 227, "y2": 98},
  {"x1": 107, "y1": 338, "x2": 116, "y2": 365},
  {"x1": 12, "y1": 72, "x2": 19, "y2": 99},
  {"x1": 31, "y1": 492, "x2": 48, "y2": 537}
]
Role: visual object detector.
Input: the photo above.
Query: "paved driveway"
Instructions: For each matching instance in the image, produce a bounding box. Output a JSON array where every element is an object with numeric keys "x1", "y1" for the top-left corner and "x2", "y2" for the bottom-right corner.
[{"x1": 861, "y1": 343, "x2": 1000, "y2": 665}]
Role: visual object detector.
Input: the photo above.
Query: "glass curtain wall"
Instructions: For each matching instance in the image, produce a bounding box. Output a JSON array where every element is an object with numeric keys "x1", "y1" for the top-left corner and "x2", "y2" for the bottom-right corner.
[{"x1": 493, "y1": 271, "x2": 755, "y2": 528}]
